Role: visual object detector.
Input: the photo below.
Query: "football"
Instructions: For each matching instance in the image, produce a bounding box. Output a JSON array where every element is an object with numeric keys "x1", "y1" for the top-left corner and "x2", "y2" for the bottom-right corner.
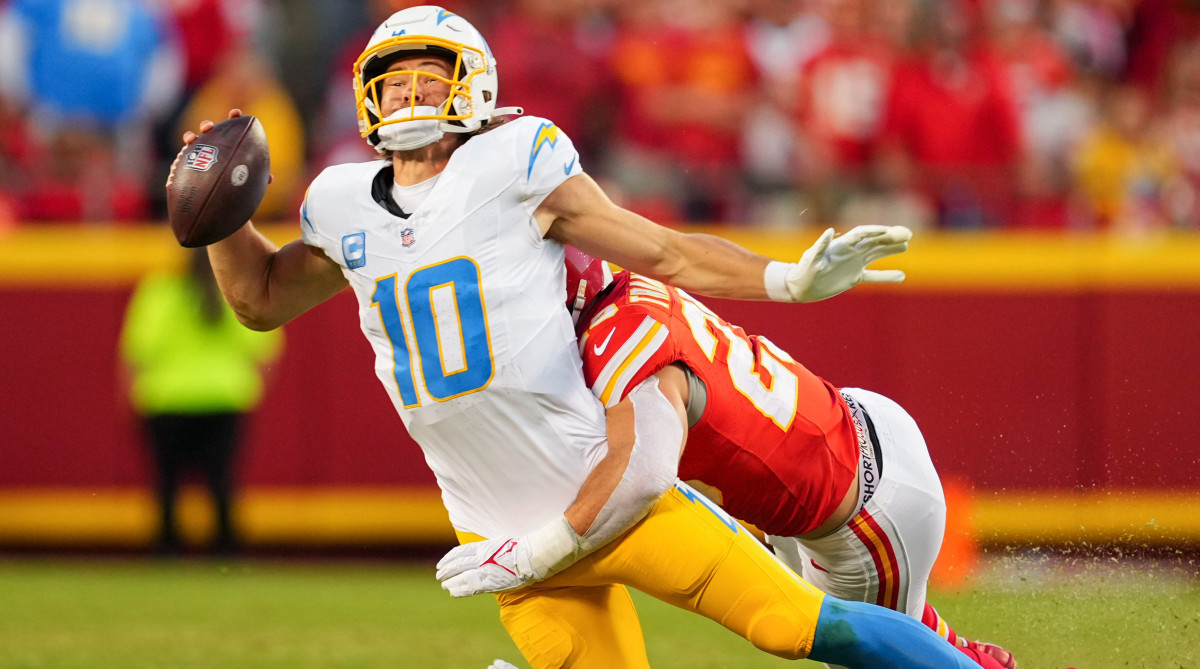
[{"x1": 166, "y1": 115, "x2": 271, "y2": 247}]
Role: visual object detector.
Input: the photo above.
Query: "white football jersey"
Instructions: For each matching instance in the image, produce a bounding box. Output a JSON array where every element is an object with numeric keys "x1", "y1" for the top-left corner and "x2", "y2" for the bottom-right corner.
[{"x1": 300, "y1": 117, "x2": 605, "y2": 538}]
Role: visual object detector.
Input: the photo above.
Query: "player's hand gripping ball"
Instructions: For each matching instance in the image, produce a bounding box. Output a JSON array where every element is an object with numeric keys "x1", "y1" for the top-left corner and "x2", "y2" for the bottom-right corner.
[{"x1": 166, "y1": 114, "x2": 270, "y2": 247}]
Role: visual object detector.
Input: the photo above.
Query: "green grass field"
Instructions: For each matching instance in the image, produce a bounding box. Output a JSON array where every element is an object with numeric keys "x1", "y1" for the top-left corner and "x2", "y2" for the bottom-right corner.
[{"x1": 1, "y1": 555, "x2": 1197, "y2": 668}]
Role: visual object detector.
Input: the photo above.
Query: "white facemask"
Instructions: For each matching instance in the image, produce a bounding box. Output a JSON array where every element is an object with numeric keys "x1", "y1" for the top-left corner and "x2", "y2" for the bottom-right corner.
[{"x1": 375, "y1": 105, "x2": 445, "y2": 151}]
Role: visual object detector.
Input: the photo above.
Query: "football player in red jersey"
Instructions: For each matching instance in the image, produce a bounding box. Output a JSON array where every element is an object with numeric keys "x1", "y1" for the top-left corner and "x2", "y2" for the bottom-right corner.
[{"x1": 564, "y1": 246, "x2": 1017, "y2": 669}]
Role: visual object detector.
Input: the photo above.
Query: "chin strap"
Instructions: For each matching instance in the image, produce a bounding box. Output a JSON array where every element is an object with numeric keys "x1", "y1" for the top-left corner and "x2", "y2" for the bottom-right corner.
[
  {"x1": 438, "y1": 106, "x2": 524, "y2": 136},
  {"x1": 490, "y1": 106, "x2": 524, "y2": 118}
]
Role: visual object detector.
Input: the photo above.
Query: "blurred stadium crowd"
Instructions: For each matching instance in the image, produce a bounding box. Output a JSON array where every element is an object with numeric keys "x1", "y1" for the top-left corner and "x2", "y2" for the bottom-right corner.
[{"x1": 2, "y1": 0, "x2": 1199, "y2": 231}]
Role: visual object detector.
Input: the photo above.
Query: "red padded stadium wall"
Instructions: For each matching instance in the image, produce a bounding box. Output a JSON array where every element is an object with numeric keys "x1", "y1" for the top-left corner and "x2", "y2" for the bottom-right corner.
[
  {"x1": 0, "y1": 289, "x2": 431, "y2": 487},
  {"x1": 703, "y1": 291, "x2": 1200, "y2": 490},
  {"x1": 2, "y1": 287, "x2": 1197, "y2": 491}
]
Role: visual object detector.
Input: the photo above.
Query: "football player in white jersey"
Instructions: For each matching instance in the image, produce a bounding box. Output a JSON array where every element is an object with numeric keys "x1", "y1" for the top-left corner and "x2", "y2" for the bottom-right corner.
[{"x1": 180, "y1": 5, "x2": 983, "y2": 668}]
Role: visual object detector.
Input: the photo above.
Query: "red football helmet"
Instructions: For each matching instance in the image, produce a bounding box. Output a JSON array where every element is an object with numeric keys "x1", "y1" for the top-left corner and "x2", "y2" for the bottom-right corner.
[{"x1": 564, "y1": 246, "x2": 613, "y2": 324}]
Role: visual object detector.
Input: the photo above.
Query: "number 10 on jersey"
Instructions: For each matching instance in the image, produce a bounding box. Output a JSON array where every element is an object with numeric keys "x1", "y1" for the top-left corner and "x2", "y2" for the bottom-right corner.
[{"x1": 371, "y1": 257, "x2": 494, "y2": 407}]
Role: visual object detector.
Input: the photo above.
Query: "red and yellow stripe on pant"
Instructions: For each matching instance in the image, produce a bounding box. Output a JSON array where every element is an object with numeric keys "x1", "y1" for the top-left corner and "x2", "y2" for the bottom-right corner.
[
  {"x1": 846, "y1": 507, "x2": 902, "y2": 610},
  {"x1": 457, "y1": 482, "x2": 827, "y2": 669}
]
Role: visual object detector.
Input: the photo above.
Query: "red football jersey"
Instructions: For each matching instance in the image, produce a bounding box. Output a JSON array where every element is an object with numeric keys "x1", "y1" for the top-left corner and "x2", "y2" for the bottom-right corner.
[{"x1": 577, "y1": 272, "x2": 858, "y2": 537}]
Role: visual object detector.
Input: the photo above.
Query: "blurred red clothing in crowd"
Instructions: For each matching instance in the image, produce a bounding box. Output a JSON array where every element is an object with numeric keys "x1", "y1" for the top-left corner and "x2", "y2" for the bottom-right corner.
[
  {"x1": 989, "y1": 3, "x2": 1074, "y2": 122},
  {"x1": 15, "y1": 130, "x2": 148, "y2": 223},
  {"x1": 485, "y1": 0, "x2": 612, "y2": 155},
  {"x1": 797, "y1": 0, "x2": 898, "y2": 173},
  {"x1": 608, "y1": 3, "x2": 756, "y2": 169},
  {"x1": 800, "y1": 42, "x2": 896, "y2": 170},
  {"x1": 17, "y1": 177, "x2": 148, "y2": 222},
  {"x1": 878, "y1": 0, "x2": 1022, "y2": 226},
  {"x1": 1123, "y1": 0, "x2": 1200, "y2": 94},
  {"x1": 165, "y1": 0, "x2": 241, "y2": 92},
  {"x1": 0, "y1": 99, "x2": 27, "y2": 229},
  {"x1": 605, "y1": 1, "x2": 758, "y2": 221},
  {"x1": 4, "y1": 0, "x2": 1200, "y2": 229},
  {"x1": 883, "y1": 50, "x2": 1020, "y2": 169}
]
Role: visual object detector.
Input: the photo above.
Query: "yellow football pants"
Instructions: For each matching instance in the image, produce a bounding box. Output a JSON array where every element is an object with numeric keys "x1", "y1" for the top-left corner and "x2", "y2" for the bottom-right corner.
[{"x1": 457, "y1": 483, "x2": 827, "y2": 668}]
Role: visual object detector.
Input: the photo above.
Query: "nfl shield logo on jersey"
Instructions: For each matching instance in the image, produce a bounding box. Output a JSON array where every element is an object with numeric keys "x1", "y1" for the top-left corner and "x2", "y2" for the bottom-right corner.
[
  {"x1": 401, "y1": 228, "x2": 416, "y2": 247},
  {"x1": 185, "y1": 145, "x2": 219, "y2": 171}
]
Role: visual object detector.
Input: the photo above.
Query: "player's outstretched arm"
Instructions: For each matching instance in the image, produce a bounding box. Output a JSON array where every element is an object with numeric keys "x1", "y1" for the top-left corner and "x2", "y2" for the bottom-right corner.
[
  {"x1": 538, "y1": 173, "x2": 911, "y2": 303},
  {"x1": 538, "y1": 174, "x2": 771, "y2": 299},
  {"x1": 436, "y1": 374, "x2": 687, "y2": 597}
]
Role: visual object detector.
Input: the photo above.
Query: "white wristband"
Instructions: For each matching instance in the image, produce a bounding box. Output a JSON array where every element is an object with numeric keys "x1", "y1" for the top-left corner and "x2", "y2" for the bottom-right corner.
[
  {"x1": 764, "y1": 261, "x2": 794, "y2": 302},
  {"x1": 524, "y1": 515, "x2": 582, "y2": 579}
]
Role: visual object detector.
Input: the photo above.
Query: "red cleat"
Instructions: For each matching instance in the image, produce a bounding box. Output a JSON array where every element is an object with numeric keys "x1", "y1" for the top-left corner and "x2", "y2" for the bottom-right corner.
[{"x1": 966, "y1": 640, "x2": 1017, "y2": 669}]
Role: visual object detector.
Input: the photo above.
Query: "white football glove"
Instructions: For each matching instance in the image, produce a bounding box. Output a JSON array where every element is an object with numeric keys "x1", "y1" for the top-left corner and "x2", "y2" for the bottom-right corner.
[
  {"x1": 765, "y1": 225, "x2": 912, "y2": 303},
  {"x1": 437, "y1": 536, "x2": 536, "y2": 597},
  {"x1": 436, "y1": 517, "x2": 581, "y2": 598},
  {"x1": 488, "y1": 661, "x2": 520, "y2": 669}
]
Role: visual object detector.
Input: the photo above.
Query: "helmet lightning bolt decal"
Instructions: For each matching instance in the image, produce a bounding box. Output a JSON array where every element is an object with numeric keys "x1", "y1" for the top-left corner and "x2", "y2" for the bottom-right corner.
[{"x1": 527, "y1": 122, "x2": 560, "y2": 179}]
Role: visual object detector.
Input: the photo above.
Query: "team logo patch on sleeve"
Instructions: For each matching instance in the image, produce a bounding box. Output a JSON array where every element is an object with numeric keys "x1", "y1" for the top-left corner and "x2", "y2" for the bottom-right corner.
[
  {"x1": 342, "y1": 232, "x2": 367, "y2": 269},
  {"x1": 184, "y1": 145, "x2": 219, "y2": 172},
  {"x1": 526, "y1": 122, "x2": 560, "y2": 179}
]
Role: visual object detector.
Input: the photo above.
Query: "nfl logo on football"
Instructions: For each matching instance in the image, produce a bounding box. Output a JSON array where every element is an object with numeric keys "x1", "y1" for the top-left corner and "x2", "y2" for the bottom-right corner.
[
  {"x1": 185, "y1": 145, "x2": 219, "y2": 172},
  {"x1": 401, "y1": 228, "x2": 416, "y2": 247}
]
